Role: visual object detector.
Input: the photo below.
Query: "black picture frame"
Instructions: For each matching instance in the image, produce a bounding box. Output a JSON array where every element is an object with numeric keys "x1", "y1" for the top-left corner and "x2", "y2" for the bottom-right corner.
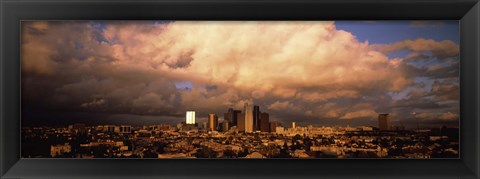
[{"x1": 1, "y1": 0, "x2": 479, "y2": 178}]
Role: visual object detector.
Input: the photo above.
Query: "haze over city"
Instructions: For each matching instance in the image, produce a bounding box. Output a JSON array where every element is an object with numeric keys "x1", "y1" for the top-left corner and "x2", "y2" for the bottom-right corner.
[{"x1": 21, "y1": 21, "x2": 459, "y2": 128}]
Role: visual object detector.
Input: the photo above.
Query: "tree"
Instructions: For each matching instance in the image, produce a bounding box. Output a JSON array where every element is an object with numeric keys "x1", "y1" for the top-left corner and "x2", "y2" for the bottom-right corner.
[
  {"x1": 196, "y1": 146, "x2": 217, "y2": 158},
  {"x1": 223, "y1": 149, "x2": 236, "y2": 158},
  {"x1": 238, "y1": 148, "x2": 249, "y2": 157}
]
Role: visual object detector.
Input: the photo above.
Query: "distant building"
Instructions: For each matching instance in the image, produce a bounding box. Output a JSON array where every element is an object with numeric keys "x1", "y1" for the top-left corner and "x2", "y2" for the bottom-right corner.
[
  {"x1": 181, "y1": 123, "x2": 198, "y2": 131},
  {"x1": 73, "y1": 123, "x2": 86, "y2": 130},
  {"x1": 114, "y1": 126, "x2": 121, "y2": 133},
  {"x1": 253, "y1": 105, "x2": 261, "y2": 131},
  {"x1": 71, "y1": 123, "x2": 86, "y2": 133},
  {"x1": 269, "y1": 121, "x2": 278, "y2": 133},
  {"x1": 237, "y1": 112, "x2": 246, "y2": 132},
  {"x1": 186, "y1": 111, "x2": 196, "y2": 124},
  {"x1": 260, "y1": 112, "x2": 270, "y2": 132},
  {"x1": 208, "y1": 114, "x2": 218, "y2": 131},
  {"x1": 244, "y1": 103, "x2": 254, "y2": 133},
  {"x1": 225, "y1": 108, "x2": 241, "y2": 127},
  {"x1": 392, "y1": 125, "x2": 405, "y2": 131},
  {"x1": 378, "y1": 113, "x2": 390, "y2": 131},
  {"x1": 358, "y1": 126, "x2": 373, "y2": 131},
  {"x1": 224, "y1": 108, "x2": 234, "y2": 126},
  {"x1": 50, "y1": 143, "x2": 71, "y2": 157},
  {"x1": 275, "y1": 126, "x2": 285, "y2": 134},
  {"x1": 119, "y1": 125, "x2": 132, "y2": 134},
  {"x1": 221, "y1": 121, "x2": 229, "y2": 132},
  {"x1": 232, "y1": 110, "x2": 241, "y2": 126},
  {"x1": 291, "y1": 122, "x2": 296, "y2": 129},
  {"x1": 441, "y1": 126, "x2": 459, "y2": 139},
  {"x1": 104, "y1": 125, "x2": 116, "y2": 133},
  {"x1": 95, "y1": 125, "x2": 104, "y2": 131},
  {"x1": 155, "y1": 124, "x2": 171, "y2": 131}
]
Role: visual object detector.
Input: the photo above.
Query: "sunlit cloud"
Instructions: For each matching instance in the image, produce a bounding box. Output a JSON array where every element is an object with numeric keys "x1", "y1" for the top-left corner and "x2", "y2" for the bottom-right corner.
[{"x1": 21, "y1": 21, "x2": 459, "y2": 127}]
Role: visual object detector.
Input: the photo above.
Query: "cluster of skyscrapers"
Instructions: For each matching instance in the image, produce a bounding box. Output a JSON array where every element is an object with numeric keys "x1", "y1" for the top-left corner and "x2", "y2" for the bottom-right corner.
[
  {"x1": 185, "y1": 103, "x2": 271, "y2": 133},
  {"x1": 186, "y1": 105, "x2": 397, "y2": 133},
  {"x1": 224, "y1": 103, "x2": 270, "y2": 132}
]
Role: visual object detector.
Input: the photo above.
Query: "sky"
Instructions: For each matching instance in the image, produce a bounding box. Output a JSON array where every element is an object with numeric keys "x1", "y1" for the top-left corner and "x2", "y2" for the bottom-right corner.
[{"x1": 21, "y1": 21, "x2": 460, "y2": 128}]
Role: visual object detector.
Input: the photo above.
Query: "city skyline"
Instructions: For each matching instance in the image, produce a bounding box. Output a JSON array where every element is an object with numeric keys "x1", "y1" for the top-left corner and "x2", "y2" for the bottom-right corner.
[{"x1": 21, "y1": 21, "x2": 459, "y2": 129}]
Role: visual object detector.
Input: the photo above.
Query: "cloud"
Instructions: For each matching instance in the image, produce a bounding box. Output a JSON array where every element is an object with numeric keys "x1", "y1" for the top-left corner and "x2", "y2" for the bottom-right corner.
[
  {"x1": 340, "y1": 109, "x2": 377, "y2": 120},
  {"x1": 339, "y1": 103, "x2": 377, "y2": 120},
  {"x1": 81, "y1": 98, "x2": 106, "y2": 108},
  {"x1": 430, "y1": 80, "x2": 459, "y2": 101},
  {"x1": 405, "y1": 53, "x2": 431, "y2": 60},
  {"x1": 296, "y1": 90, "x2": 359, "y2": 103},
  {"x1": 416, "y1": 112, "x2": 458, "y2": 122},
  {"x1": 439, "y1": 112, "x2": 458, "y2": 121},
  {"x1": 268, "y1": 101, "x2": 301, "y2": 112},
  {"x1": 373, "y1": 38, "x2": 459, "y2": 60},
  {"x1": 21, "y1": 21, "x2": 459, "y2": 127}
]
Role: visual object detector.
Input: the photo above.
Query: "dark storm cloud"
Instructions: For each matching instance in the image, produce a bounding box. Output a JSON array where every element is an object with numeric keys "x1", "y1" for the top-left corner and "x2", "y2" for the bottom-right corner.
[{"x1": 429, "y1": 80, "x2": 460, "y2": 101}]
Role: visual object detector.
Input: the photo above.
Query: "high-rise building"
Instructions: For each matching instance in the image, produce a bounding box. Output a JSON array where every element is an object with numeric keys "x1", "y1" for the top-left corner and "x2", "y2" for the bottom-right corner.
[
  {"x1": 244, "y1": 103, "x2": 254, "y2": 133},
  {"x1": 378, "y1": 113, "x2": 390, "y2": 131},
  {"x1": 186, "y1": 111, "x2": 196, "y2": 124},
  {"x1": 232, "y1": 110, "x2": 241, "y2": 126},
  {"x1": 269, "y1": 121, "x2": 278, "y2": 133},
  {"x1": 208, "y1": 113, "x2": 218, "y2": 131},
  {"x1": 222, "y1": 121, "x2": 229, "y2": 132},
  {"x1": 224, "y1": 108, "x2": 234, "y2": 125},
  {"x1": 260, "y1": 112, "x2": 270, "y2": 132},
  {"x1": 291, "y1": 122, "x2": 296, "y2": 129},
  {"x1": 253, "y1": 105, "x2": 261, "y2": 131},
  {"x1": 225, "y1": 108, "x2": 241, "y2": 127},
  {"x1": 237, "y1": 112, "x2": 246, "y2": 132}
]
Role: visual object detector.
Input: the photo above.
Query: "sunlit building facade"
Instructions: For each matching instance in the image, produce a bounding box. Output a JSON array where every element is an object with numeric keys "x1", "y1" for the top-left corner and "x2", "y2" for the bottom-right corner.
[
  {"x1": 237, "y1": 113, "x2": 246, "y2": 131},
  {"x1": 186, "y1": 111, "x2": 196, "y2": 124},
  {"x1": 244, "y1": 103, "x2": 254, "y2": 133},
  {"x1": 208, "y1": 113, "x2": 218, "y2": 131}
]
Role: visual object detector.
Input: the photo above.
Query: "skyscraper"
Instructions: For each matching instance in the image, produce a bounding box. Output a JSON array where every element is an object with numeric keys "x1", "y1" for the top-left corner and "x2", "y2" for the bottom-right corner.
[
  {"x1": 186, "y1": 111, "x2": 196, "y2": 124},
  {"x1": 208, "y1": 114, "x2": 218, "y2": 131},
  {"x1": 269, "y1": 121, "x2": 278, "y2": 133},
  {"x1": 221, "y1": 121, "x2": 229, "y2": 132},
  {"x1": 244, "y1": 103, "x2": 254, "y2": 133},
  {"x1": 378, "y1": 113, "x2": 390, "y2": 131},
  {"x1": 232, "y1": 110, "x2": 241, "y2": 126},
  {"x1": 291, "y1": 122, "x2": 296, "y2": 129},
  {"x1": 260, "y1": 112, "x2": 270, "y2": 132},
  {"x1": 253, "y1": 105, "x2": 261, "y2": 131},
  {"x1": 224, "y1": 108, "x2": 232, "y2": 123},
  {"x1": 237, "y1": 112, "x2": 246, "y2": 132},
  {"x1": 224, "y1": 108, "x2": 235, "y2": 126}
]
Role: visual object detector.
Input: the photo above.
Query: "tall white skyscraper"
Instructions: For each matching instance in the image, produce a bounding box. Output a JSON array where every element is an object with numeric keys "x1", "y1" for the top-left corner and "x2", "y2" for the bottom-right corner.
[
  {"x1": 186, "y1": 111, "x2": 196, "y2": 124},
  {"x1": 244, "y1": 103, "x2": 254, "y2": 133}
]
